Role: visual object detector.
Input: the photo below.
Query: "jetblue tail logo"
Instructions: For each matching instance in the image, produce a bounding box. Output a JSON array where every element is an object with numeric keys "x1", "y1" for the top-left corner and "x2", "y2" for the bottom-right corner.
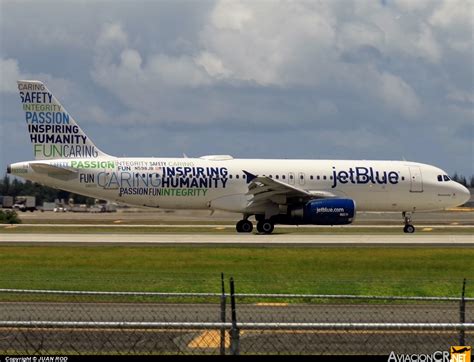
[
  {"x1": 18, "y1": 80, "x2": 109, "y2": 160},
  {"x1": 331, "y1": 166, "x2": 399, "y2": 188}
]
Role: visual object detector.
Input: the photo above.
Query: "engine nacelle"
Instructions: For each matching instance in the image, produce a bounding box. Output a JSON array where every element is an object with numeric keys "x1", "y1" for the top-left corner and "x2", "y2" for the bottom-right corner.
[{"x1": 290, "y1": 198, "x2": 356, "y2": 225}]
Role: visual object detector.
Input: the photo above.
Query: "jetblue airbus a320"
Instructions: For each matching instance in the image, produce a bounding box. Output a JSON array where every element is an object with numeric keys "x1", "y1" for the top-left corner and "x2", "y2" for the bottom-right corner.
[{"x1": 8, "y1": 80, "x2": 470, "y2": 234}]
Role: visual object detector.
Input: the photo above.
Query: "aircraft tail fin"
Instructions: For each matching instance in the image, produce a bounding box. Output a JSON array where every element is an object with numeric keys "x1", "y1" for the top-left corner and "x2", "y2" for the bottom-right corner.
[{"x1": 17, "y1": 80, "x2": 110, "y2": 160}]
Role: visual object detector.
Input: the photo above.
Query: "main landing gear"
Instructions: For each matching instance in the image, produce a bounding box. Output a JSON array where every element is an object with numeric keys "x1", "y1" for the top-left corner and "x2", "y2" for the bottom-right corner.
[
  {"x1": 256, "y1": 219, "x2": 274, "y2": 234},
  {"x1": 236, "y1": 218, "x2": 253, "y2": 233},
  {"x1": 402, "y1": 212, "x2": 415, "y2": 233},
  {"x1": 235, "y1": 216, "x2": 275, "y2": 234}
]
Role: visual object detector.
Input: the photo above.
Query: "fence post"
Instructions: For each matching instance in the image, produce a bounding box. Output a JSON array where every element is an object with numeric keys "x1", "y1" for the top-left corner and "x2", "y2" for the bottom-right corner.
[
  {"x1": 229, "y1": 277, "x2": 240, "y2": 355},
  {"x1": 220, "y1": 272, "x2": 226, "y2": 356},
  {"x1": 459, "y1": 278, "x2": 466, "y2": 346}
]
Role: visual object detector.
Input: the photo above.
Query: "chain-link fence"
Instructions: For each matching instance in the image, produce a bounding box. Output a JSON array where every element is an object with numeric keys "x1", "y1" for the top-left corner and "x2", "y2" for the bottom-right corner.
[{"x1": 0, "y1": 278, "x2": 472, "y2": 355}]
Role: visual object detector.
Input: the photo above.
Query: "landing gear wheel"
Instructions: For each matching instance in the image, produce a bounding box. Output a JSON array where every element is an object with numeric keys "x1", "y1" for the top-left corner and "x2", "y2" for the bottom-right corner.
[
  {"x1": 236, "y1": 220, "x2": 253, "y2": 233},
  {"x1": 257, "y1": 220, "x2": 274, "y2": 234},
  {"x1": 402, "y1": 212, "x2": 415, "y2": 234}
]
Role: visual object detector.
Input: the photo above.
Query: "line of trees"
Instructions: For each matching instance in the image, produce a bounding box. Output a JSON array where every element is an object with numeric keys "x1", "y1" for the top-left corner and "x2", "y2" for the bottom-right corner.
[
  {"x1": 451, "y1": 173, "x2": 474, "y2": 188},
  {"x1": 0, "y1": 175, "x2": 95, "y2": 206}
]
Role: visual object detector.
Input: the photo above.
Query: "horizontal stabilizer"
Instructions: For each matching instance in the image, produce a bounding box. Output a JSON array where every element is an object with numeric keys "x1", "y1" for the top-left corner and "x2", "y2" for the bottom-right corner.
[{"x1": 30, "y1": 163, "x2": 77, "y2": 175}]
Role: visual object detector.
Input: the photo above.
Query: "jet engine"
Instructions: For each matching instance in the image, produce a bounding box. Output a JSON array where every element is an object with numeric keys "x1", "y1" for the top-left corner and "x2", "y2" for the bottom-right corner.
[{"x1": 289, "y1": 198, "x2": 356, "y2": 225}]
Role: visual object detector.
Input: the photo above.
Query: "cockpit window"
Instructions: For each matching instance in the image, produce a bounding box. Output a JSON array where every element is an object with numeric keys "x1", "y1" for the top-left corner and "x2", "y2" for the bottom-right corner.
[
  {"x1": 443, "y1": 175, "x2": 450, "y2": 181},
  {"x1": 437, "y1": 175, "x2": 443, "y2": 182}
]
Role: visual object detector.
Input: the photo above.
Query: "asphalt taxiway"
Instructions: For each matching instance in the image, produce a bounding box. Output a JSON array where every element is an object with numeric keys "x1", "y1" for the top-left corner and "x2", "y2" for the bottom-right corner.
[{"x1": 1, "y1": 301, "x2": 472, "y2": 354}]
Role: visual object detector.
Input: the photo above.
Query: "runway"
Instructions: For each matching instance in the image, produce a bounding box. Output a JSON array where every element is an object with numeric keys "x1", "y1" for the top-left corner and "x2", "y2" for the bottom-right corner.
[{"x1": 0, "y1": 232, "x2": 473, "y2": 246}]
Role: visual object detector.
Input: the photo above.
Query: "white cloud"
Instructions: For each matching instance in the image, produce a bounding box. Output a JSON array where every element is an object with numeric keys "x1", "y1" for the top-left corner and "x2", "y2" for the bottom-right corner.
[
  {"x1": 377, "y1": 72, "x2": 422, "y2": 119},
  {"x1": 414, "y1": 24, "x2": 441, "y2": 63},
  {"x1": 97, "y1": 23, "x2": 128, "y2": 48},
  {"x1": 430, "y1": 0, "x2": 472, "y2": 29},
  {"x1": 0, "y1": 58, "x2": 21, "y2": 93},
  {"x1": 430, "y1": 0, "x2": 473, "y2": 52},
  {"x1": 1, "y1": 0, "x2": 473, "y2": 175},
  {"x1": 200, "y1": 1, "x2": 337, "y2": 86},
  {"x1": 0, "y1": 58, "x2": 73, "y2": 98},
  {"x1": 195, "y1": 51, "x2": 232, "y2": 79},
  {"x1": 120, "y1": 49, "x2": 142, "y2": 71},
  {"x1": 393, "y1": 0, "x2": 433, "y2": 12},
  {"x1": 447, "y1": 88, "x2": 474, "y2": 104},
  {"x1": 211, "y1": 0, "x2": 254, "y2": 31},
  {"x1": 89, "y1": 1, "x2": 472, "y2": 124}
]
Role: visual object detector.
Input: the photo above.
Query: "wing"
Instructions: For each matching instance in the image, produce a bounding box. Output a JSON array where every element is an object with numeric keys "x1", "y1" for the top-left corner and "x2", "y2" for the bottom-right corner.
[{"x1": 244, "y1": 170, "x2": 337, "y2": 210}]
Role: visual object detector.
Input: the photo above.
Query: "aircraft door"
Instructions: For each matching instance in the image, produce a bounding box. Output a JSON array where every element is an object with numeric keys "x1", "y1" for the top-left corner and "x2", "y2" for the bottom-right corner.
[{"x1": 408, "y1": 166, "x2": 423, "y2": 192}]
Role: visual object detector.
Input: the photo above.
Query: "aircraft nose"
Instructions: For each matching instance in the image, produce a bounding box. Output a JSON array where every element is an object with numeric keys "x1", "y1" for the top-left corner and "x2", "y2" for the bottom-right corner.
[
  {"x1": 457, "y1": 183, "x2": 471, "y2": 205},
  {"x1": 453, "y1": 183, "x2": 471, "y2": 205}
]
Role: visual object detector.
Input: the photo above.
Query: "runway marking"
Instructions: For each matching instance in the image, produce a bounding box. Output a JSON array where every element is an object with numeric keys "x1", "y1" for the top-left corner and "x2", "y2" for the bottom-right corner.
[
  {"x1": 446, "y1": 208, "x2": 474, "y2": 212},
  {"x1": 255, "y1": 303, "x2": 289, "y2": 307},
  {"x1": 187, "y1": 330, "x2": 231, "y2": 348}
]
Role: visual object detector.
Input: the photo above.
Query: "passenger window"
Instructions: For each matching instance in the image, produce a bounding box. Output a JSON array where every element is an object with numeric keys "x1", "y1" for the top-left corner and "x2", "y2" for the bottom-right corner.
[
  {"x1": 236, "y1": 175, "x2": 239, "y2": 179},
  {"x1": 276, "y1": 175, "x2": 279, "y2": 179},
  {"x1": 290, "y1": 175, "x2": 294, "y2": 179},
  {"x1": 310, "y1": 175, "x2": 314, "y2": 180},
  {"x1": 282, "y1": 175, "x2": 286, "y2": 180},
  {"x1": 323, "y1": 176, "x2": 327, "y2": 180},
  {"x1": 443, "y1": 175, "x2": 450, "y2": 181},
  {"x1": 300, "y1": 175, "x2": 304, "y2": 180},
  {"x1": 230, "y1": 175, "x2": 233, "y2": 179},
  {"x1": 242, "y1": 174, "x2": 246, "y2": 179},
  {"x1": 317, "y1": 176, "x2": 320, "y2": 180},
  {"x1": 437, "y1": 175, "x2": 442, "y2": 182}
]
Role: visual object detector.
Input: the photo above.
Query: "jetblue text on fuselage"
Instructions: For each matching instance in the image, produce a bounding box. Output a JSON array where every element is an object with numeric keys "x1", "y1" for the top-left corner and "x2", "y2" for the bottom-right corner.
[{"x1": 331, "y1": 166, "x2": 399, "y2": 188}]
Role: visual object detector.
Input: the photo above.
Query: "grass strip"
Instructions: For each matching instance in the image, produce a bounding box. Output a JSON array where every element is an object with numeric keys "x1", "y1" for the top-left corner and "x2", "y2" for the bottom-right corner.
[{"x1": 0, "y1": 246, "x2": 472, "y2": 301}]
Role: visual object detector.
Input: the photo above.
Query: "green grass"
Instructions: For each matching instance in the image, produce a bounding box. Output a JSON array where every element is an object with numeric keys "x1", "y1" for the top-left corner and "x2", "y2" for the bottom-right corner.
[{"x1": 0, "y1": 245, "x2": 472, "y2": 300}]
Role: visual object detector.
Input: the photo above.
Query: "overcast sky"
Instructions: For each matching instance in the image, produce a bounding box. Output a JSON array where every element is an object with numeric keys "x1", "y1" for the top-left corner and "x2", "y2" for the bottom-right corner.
[{"x1": 1, "y1": 0, "x2": 472, "y2": 176}]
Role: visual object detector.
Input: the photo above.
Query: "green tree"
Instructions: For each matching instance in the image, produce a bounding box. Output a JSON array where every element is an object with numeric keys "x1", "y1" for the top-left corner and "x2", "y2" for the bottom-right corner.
[
  {"x1": 0, "y1": 209, "x2": 21, "y2": 224},
  {"x1": 0, "y1": 175, "x2": 10, "y2": 195},
  {"x1": 0, "y1": 174, "x2": 95, "y2": 205}
]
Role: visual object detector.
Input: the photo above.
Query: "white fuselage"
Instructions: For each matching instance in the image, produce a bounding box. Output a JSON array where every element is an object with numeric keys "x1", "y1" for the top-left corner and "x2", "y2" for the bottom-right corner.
[{"x1": 9, "y1": 157, "x2": 470, "y2": 214}]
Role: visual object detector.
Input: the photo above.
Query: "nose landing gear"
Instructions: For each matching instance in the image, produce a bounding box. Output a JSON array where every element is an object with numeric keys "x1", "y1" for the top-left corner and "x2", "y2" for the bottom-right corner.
[{"x1": 402, "y1": 212, "x2": 415, "y2": 233}]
